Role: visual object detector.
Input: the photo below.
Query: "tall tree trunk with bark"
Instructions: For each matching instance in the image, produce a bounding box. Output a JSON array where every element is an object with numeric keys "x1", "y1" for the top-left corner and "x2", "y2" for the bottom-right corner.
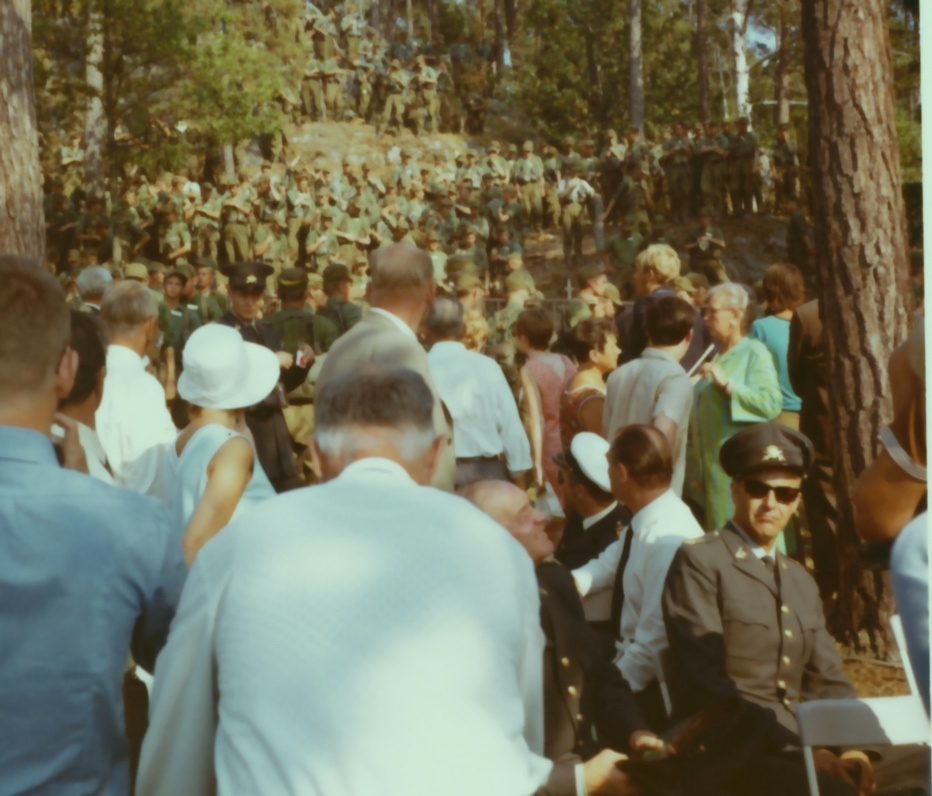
[
  {"x1": 0, "y1": 0, "x2": 45, "y2": 261},
  {"x1": 801, "y1": 0, "x2": 910, "y2": 655},
  {"x1": 493, "y1": 0, "x2": 506, "y2": 73},
  {"x1": 503, "y1": 0, "x2": 517, "y2": 41},
  {"x1": 584, "y1": 27, "x2": 602, "y2": 121},
  {"x1": 696, "y1": 0, "x2": 710, "y2": 123},
  {"x1": 477, "y1": 0, "x2": 485, "y2": 43},
  {"x1": 773, "y1": 3, "x2": 791, "y2": 126},
  {"x1": 628, "y1": 0, "x2": 644, "y2": 132},
  {"x1": 730, "y1": 0, "x2": 750, "y2": 119},
  {"x1": 85, "y1": 0, "x2": 106, "y2": 198}
]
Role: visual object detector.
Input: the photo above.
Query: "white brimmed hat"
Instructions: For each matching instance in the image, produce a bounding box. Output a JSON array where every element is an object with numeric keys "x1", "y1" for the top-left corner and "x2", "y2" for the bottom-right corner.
[{"x1": 178, "y1": 325, "x2": 280, "y2": 410}]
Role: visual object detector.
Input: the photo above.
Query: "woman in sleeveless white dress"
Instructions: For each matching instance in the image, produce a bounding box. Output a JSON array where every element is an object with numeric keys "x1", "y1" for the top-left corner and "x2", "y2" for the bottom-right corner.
[{"x1": 169, "y1": 324, "x2": 282, "y2": 564}]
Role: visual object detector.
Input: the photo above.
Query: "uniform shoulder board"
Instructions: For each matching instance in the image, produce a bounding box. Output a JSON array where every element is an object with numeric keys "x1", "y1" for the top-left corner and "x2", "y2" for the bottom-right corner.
[{"x1": 685, "y1": 531, "x2": 719, "y2": 546}]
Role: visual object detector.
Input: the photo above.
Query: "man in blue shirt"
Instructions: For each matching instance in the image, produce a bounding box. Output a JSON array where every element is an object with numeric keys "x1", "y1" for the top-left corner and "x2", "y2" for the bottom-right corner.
[{"x1": 0, "y1": 255, "x2": 186, "y2": 795}]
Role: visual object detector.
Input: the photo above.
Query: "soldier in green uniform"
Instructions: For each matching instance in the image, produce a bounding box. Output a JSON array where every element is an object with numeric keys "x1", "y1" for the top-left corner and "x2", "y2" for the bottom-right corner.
[
  {"x1": 192, "y1": 182, "x2": 222, "y2": 261},
  {"x1": 660, "y1": 122, "x2": 693, "y2": 224},
  {"x1": 698, "y1": 121, "x2": 730, "y2": 218},
  {"x1": 730, "y1": 116, "x2": 760, "y2": 217},
  {"x1": 192, "y1": 257, "x2": 228, "y2": 323},
  {"x1": 599, "y1": 129, "x2": 626, "y2": 219},
  {"x1": 354, "y1": 56, "x2": 374, "y2": 122},
  {"x1": 160, "y1": 206, "x2": 193, "y2": 267},
  {"x1": 160, "y1": 264, "x2": 202, "y2": 423},
  {"x1": 264, "y1": 267, "x2": 340, "y2": 356},
  {"x1": 558, "y1": 157, "x2": 596, "y2": 266},
  {"x1": 623, "y1": 126, "x2": 650, "y2": 175},
  {"x1": 463, "y1": 92, "x2": 486, "y2": 134},
  {"x1": 340, "y1": 10, "x2": 364, "y2": 60},
  {"x1": 683, "y1": 210, "x2": 728, "y2": 284},
  {"x1": 286, "y1": 172, "x2": 315, "y2": 263},
  {"x1": 453, "y1": 226, "x2": 489, "y2": 275},
  {"x1": 436, "y1": 59, "x2": 457, "y2": 132},
  {"x1": 302, "y1": 56, "x2": 325, "y2": 122},
  {"x1": 254, "y1": 210, "x2": 291, "y2": 291},
  {"x1": 318, "y1": 261, "x2": 362, "y2": 334},
  {"x1": 413, "y1": 55, "x2": 439, "y2": 134},
  {"x1": 60, "y1": 135, "x2": 85, "y2": 198},
  {"x1": 321, "y1": 56, "x2": 344, "y2": 120},
  {"x1": 305, "y1": 206, "x2": 341, "y2": 272},
  {"x1": 784, "y1": 196, "x2": 814, "y2": 277},
  {"x1": 377, "y1": 59, "x2": 407, "y2": 136},
  {"x1": 513, "y1": 141, "x2": 544, "y2": 235},
  {"x1": 487, "y1": 269, "x2": 534, "y2": 349},
  {"x1": 310, "y1": 8, "x2": 338, "y2": 60},
  {"x1": 220, "y1": 178, "x2": 253, "y2": 264},
  {"x1": 771, "y1": 123, "x2": 799, "y2": 213},
  {"x1": 601, "y1": 215, "x2": 645, "y2": 300}
]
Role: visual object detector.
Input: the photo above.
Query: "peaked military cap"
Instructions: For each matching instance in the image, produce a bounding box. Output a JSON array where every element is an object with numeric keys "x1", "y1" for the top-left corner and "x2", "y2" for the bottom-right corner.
[
  {"x1": 220, "y1": 261, "x2": 274, "y2": 291},
  {"x1": 720, "y1": 423, "x2": 814, "y2": 479}
]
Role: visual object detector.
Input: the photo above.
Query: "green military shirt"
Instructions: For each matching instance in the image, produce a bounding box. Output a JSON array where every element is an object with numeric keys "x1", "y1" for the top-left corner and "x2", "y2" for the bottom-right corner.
[
  {"x1": 487, "y1": 300, "x2": 524, "y2": 347},
  {"x1": 604, "y1": 230, "x2": 645, "y2": 273},
  {"x1": 160, "y1": 302, "x2": 201, "y2": 367},
  {"x1": 194, "y1": 290, "x2": 228, "y2": 323},
  {"x1": 698, "y1": 135, "x2": 729, "y2": 162},
  {"x1": 161, "y1": 221, "x2": 192, "y2": 264},
  {"x1": 662, "y1": 136, "x2": 693, "y2": 167},
  {"x1": 512, "y1": 157, "x2": 543, "y2": 184},
  {"x1": 264, "y1": 305, "x2": 340, "y2": 354},
  {"x1": 318, "y1": 295, "x2": 362, "y2": 335},
  {"x1": 731, "y1": 130, "x2": 759, "y2": 159}
]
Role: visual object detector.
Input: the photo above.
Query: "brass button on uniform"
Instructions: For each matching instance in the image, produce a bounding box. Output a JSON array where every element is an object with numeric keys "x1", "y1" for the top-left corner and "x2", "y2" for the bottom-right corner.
[
  {"x1": 576, "y1": 713, "x2": 584, "y2": 723},
  {"x1": 784, "y1": 629, "x2": 793, "y2": 639},
  {"x1": 781, "y1": 605, "x2": 789, "y2": 614},
  {"x1": 567, "y1": 685, "x2": 578, "y2": 697},
  {"x1": 560, "y1": 657, "x2": 571, "y2": 669},
  {"x1": 777, "y1": 679, "x2": 786, "y2": 689},
  {"x1": 783, "y1": 697, "x2": 791, "y2": 706},
  {"x1": 782, "y1": 655, "x2": 791, "y2": 665}
]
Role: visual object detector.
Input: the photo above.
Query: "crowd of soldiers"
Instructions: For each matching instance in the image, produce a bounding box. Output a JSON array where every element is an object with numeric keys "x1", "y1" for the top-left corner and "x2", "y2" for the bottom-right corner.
[{"x1": 274, "y1": 5, "x2": 488, "y2": 137}]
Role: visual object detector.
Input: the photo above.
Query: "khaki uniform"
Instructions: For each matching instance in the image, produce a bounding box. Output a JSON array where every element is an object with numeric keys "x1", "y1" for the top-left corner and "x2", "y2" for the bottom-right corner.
[
  {"x1": 730, "y1": 130, "x2": 759, "y2": 215},
  {"x1": 661, "y1": 136, "x2": 693, "y2": 222},
  {"x1": 221, "y1": 192, "x2": 252, "y2": 263},
  {"x1": 192, "y1": 194, "x2": 222, "y2": 260},
  {"x1": 302, "y1": 57, "x2": 325, "y2": 121},
  {"x1": 699, "y1": 135, "x2": 730, "y2": 217},
  {"x1": 513, "y1": 157, "x2": 544, "y2": 231}
]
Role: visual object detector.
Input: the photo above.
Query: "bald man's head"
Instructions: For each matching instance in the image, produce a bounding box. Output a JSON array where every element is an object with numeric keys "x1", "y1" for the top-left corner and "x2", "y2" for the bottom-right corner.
[{"x1": 459, "y1": 480, "x2": 554, "y2": 564}]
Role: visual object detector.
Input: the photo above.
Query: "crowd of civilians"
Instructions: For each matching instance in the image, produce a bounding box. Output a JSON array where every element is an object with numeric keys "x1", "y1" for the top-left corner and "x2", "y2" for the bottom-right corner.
[{"x1": 0, "y1": 238, "x2": 925, "y2": 796}]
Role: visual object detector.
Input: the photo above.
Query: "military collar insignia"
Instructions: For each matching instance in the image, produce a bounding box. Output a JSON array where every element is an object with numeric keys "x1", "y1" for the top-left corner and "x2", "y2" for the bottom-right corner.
[
  {"x1": 735, "y1": 546, "x2": 748, "y2": 560},
  {"x1": 761, "y1": 445, "x2": 787, "y2": 464}
]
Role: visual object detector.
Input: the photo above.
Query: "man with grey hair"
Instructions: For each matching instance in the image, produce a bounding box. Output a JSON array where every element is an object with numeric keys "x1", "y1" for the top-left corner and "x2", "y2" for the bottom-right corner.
[
  {"x1": 315, "y1": 243, "x2": 456, "y2": 490},
  {"x1": 425, "y1": 297, "x2": 531, "y2": 487},
  {"x1": 137, "y1": 365, "x2": 553, "y2": 796},
  {"x1": 96, "y1": 280, "x2": 176, "y2": 496},
  {"x1": 75, "y1": 265, "x2": 113, "y2": 313}
]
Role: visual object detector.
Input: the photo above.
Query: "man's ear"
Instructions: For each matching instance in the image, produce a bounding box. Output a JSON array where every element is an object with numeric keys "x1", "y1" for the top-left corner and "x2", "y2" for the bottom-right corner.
[
  {"x1": 420, "y1": 433, "x2": 446, "y2": 486},
  {"x1": 424, "y1": 281, "x2": 437, "y2": 307},
  {"x1": 54, "y1": 348, "x2": 79, "y2": 401}
]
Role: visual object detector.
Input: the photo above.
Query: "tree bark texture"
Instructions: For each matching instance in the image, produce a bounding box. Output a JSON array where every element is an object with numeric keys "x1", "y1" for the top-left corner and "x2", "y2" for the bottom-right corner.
[
  {"x1": 696, "y1": 0, "x2": 710, "y2": 123},
  {"x1": 503, "y1": 0, "x2": 517, "y2": 41},
  {"x1": 628, "y1": 0, "x2": 643, "y2": 132},
  {"x1": 0, "y1": 0, "x2": 46, "y2": 261},
  {"x1": 730, "y1": 0, "x2": 750, "y2": 119},
  {"x1": 85, "y1": 1, "x2": 106, "y2": 198},
  {"x1": 801, "y1": 0, "x2": 911, "y2": 655}
]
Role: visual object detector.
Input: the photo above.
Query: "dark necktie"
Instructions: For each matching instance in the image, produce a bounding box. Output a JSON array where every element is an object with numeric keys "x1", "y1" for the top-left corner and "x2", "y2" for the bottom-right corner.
[
  {"x1": 763, "y1": 554, "x2": 782, "y2": 597},
  {"x1": 610, "y1": 527, "x2": 635, "y2": 641}
]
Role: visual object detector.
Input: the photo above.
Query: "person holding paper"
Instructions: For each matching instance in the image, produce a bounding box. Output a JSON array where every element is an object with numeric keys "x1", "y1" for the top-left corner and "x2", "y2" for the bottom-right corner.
[{"x1": 685, "y1": 283, "x2": 782, "y2": 531}]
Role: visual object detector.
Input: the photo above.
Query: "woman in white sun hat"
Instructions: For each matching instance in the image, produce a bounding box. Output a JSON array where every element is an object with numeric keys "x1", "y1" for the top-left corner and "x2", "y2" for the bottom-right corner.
[{"x1": 169, "y1": 324, "x2": 281, "y2": 564}]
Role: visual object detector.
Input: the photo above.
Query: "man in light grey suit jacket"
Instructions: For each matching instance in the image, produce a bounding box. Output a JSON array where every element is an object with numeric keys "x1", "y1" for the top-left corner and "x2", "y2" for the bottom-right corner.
[{"x1": 315, "y1": 243, "x2": 457, "y2": 490}]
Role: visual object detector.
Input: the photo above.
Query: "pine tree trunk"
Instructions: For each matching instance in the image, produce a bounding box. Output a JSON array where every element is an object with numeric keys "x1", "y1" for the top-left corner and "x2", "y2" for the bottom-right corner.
[
  {"x1": 0, "y1": 0, "x2": 45, "y2": 261},
  {"x1": 628, "y1": 0, "x2": 644, "y2": 132},
  {"x1": 85, "y1": 0, "x2": 106, "y2": 199},
  {"x1": 731, "y1": 0, "x2": 750, "y2": 119},
  {"x1": 477, "y1": 0, "x2": 485, "y2": 43},
  {"x1": 696, "y1": 0, "x2": 710, "y2": 123},
  {"x1": 801, "y1": 0, "x2": 910, "y2": 655}
]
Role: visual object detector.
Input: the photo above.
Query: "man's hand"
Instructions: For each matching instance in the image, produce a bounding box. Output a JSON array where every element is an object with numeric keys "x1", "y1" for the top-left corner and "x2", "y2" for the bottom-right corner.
[
  {"x1": 297, "y1": 343, "x2": 316, "y2": 369},
  {"x1": 629, "y1": 730, "x2": 665, "y2": 759},
  {"x1": 276, "y1": 350, "x2": 294, "y2": 369},
  {"x1": 53, "y1": 413, "x2": 89, "y2": 474},
  {"x1": 582, "y1": 749, "x2": 642, "y2": 795},
  {"x1": 813, "y1": 749, "x2": 874, "y2": 795}
]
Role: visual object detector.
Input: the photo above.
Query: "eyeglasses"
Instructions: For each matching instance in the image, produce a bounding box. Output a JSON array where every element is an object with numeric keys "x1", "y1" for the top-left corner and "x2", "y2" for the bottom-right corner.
[
  {"x1": 703, "y1": 306, "x2": 731, "y2": 316},
  {"x1": 743, "y1": 479, "x2": 801, "y2": 505}
]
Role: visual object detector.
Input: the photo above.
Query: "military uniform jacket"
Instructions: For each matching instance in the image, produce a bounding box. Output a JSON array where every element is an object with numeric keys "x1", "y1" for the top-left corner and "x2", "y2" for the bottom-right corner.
[
  {"x1": 662, "y1": 523, "x2": 855, "y2": 749},
  {"x1": 537, "y1": 561, "x2": 648, "y2": 789},
  {"x1": 556, "y1": 503, "x2": 631, "y2": 570}
]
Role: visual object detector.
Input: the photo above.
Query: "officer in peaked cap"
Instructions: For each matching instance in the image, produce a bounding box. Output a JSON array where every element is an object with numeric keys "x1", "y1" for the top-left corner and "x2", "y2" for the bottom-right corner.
[
  {"x1": 661, "y1": 421, "x2": 865, "y2": 796},
  {"x1": 217, "y1": 262, "x2": 313, "y2": 493}
]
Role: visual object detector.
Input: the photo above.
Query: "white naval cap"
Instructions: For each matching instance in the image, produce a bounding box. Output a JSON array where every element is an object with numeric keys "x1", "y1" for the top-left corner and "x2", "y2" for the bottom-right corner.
[{"x1": 567, "y1": 432, "x2": 612, "y2": 494}]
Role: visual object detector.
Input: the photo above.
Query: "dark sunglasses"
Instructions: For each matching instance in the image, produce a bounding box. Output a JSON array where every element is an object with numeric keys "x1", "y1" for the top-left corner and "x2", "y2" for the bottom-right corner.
[{"x1": 743, "y1": 479, "x2": 801, "y2": 505}]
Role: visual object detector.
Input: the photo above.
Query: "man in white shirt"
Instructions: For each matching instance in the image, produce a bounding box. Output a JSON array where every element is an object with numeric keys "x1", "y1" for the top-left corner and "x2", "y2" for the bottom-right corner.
[
  {"x1": 603, "y1": 295, "x2": 695, "y2": 496},
  {"x1": 573, "y1": 425, "x2": 703, "y2": 730},
  {"x1": 315, "y1": 244, "x2": 456, "y2": 490},
  {"x1": 96, "y1": 281, "x2": 176, "y2": 497},
  {"x1": 425, "y1": 297, "x2": 531, "y2": 487},
  {"x1": 57, "y1": 310, "x2": 115, "y2": 484},
  {"x1": 136, "y1": 365, "x2": 551, "y2": 796}
]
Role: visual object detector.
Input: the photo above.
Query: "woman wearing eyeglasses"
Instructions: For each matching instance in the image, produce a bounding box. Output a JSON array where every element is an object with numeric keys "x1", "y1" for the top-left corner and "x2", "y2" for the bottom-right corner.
[{"x1": 685, "y1": 282, "x2": 782, "y2": 532}]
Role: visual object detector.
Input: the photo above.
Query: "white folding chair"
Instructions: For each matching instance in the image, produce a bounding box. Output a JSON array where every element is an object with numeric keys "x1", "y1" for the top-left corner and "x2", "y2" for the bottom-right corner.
[{"x1": 797, "y1": 615, "x2": 930, "y2": 796}]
